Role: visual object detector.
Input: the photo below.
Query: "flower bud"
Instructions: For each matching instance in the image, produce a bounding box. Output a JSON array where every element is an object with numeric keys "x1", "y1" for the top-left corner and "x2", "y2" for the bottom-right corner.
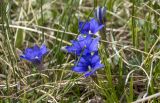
[{"x1": 94, "y1": 6, "x2": 106, "y2": 24}]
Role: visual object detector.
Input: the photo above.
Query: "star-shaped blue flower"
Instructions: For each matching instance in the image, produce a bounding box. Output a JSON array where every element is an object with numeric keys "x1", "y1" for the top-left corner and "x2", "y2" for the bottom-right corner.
[
  {"x1": 20, "y1": 44, "x2": 48, "y2": 64},
  {"x1": 72, "y1": 52, "x2": 104, "y2": 77},
  {"x1": 79, "y1": 18, "x2": 104, "y2": 35},
  {"x1": 65, "y1": 35, "x2": 99, "y2": 55}
]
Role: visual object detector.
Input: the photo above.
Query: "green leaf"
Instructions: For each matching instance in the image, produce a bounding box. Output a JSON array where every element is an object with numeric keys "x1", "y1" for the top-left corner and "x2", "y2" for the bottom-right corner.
[{"x1": 14, "y1": 29, "x2": 25, "y2": 48}]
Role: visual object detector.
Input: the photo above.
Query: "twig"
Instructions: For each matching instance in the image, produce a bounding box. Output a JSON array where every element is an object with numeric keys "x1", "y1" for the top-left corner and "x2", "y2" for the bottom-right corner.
[{"x1": 132, "y1": 92, "x2": 160, "y2": 103}]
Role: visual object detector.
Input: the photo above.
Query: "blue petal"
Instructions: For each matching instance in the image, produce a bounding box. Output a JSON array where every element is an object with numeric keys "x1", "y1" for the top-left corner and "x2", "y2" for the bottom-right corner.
[
  {"x1": 83, "y1": 49, "x2": 91, "y2": 55},
  {"x1": 33, "y1": 51, "x2": 42, "y2": 59},
  {"x1": 32, "y1": 45, "x2": 42, "y2": 58},
  {"x1": 33, "y1": 45, "x2": 40, "y2": 51},
  {"x1": 84, "y1": 68, "x2": 98, "y2": 77},
  {"x1": 24, "y1": 48, "x2": 35, "y2": 59},
  {"x1": 65, "y1": 46, "x2": 73, "y2": 53},
  {"x1": 88, "y1": 37, "x2": 99, "y2": 51},
  {"x1": 95, "y1": 24, "x2": 104, "y2": 33},
  {"x1": 77, "y1": 62, "x2": 88, "y2": 67},
  {"x1": 78, "y1": 56, "x2": 87, "y2": 63},
  {"x1": 65, "y1": 40, "x2": 82, "y2": 55},
  {"x1": 84, "y1": 63, "x2": 104, "y2": 77},
  {"x1": 72, "y1": 66, "x2": 88, "y2": 73},
  {"x1": 78, "y1": 56, "x2": 90, "y2": 66},
  {"x1": 78, "y1": 35, "x2": 92, "y2": 49},
  {"x1": 20, "y1": 55, "x2": 32, "y2": 62},
  {"x1": 72, "y1": 40, "x2": 81, "y2": 50},
  {"x1": 91, "y1": 54, "x2": 100, "y2": 64},
  {"x1": 89, "y1": 18, "x2": 104, "y2": 34},
  {"x1": 92, "y1": 62, "x2": 104, "y2": 69},
  {"x1": 79, "y1": 21, "x2": 90, "y2": 34},
  {"x1": 40, "y1": 44, "x2": 48, "y2": 55},
  {"x1": 24, "y1": 48, "x2": 33, "y2": 54}
]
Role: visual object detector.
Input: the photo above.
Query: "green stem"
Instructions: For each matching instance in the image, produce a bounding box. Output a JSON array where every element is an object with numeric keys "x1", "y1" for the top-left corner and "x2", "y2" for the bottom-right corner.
[{"x1": 40, "y1": 0, "x2": 44, "y2": 43}]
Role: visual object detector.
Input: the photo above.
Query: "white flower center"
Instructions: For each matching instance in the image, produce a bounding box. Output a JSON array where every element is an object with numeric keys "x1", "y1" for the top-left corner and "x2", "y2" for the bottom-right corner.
[
  {"x1": 88, "y1": 66, "x2": 92, "y2": 71},
  {"x1": 35, "y1": 56, "x2": 39, "y2": 59},
  {"x1": 89, "y1": 30, "x2": 92, "y2": 34},
  {"x1": 91, "y1": 52, "x2": 94, "y2": 56}
]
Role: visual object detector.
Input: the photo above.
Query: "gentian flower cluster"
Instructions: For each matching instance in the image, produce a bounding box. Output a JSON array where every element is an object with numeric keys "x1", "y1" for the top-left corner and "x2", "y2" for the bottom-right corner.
[
  {"x1": 20, "y1": 44, "x2": 48, "y2": 64},
  {"x1": 65, "y1": 16, "x2": 105, "y2": 77},
  {"x1": 20, "y1": 6, "x2": 106, "y2": 76}
]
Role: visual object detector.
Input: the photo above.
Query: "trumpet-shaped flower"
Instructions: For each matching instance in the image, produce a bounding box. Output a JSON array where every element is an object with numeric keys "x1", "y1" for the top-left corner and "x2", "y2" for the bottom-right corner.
[
  {"x1": 72, "y1": 52, "x2": 104, "y2": 77},
  {"x1": 65, "y1": 35, "x2": 99, "y2": 55},
  {"x1": 20, "y1": 44, "x2": 48, "y2": 64},
  {"x1": 79, "y1": 18, "x2": 104, "y2": 35}
]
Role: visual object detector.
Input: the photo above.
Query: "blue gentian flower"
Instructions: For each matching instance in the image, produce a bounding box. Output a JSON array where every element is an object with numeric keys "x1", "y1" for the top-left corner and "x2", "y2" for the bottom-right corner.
[
  {"x1": 79, "y1": 18, "x2": 104, "y2": 35},
  {"x1": 94, "y1": 6, "x2": 106, "y2": 24},
  {"x1": 72, "y1": 52, "x2": 104, "y2": 77},
  {"x1": 20, "y1": 44, "x2": 48, "y2": 64},
  {"x1": 65, "y1": 35, "x2": 99, "y2": 55}
]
